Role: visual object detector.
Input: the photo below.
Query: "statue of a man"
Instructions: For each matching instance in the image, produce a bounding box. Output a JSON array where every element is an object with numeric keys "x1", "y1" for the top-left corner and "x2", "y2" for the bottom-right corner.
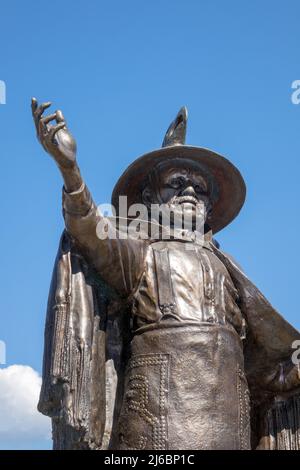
[{"x1": 32, "y1": 99, "x2": 300, "y2": 450}]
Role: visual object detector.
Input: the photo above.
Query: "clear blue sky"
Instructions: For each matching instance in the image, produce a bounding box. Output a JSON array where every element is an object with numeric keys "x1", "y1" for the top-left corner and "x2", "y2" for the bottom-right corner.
[{"x1": 0, "y1": 0, "x2": 300, "y2": 449}]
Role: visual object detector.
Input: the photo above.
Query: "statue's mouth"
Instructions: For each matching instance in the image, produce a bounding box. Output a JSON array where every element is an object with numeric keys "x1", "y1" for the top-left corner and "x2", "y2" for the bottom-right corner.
[{"x1": 173, "y1": 196, "x2": 198, "y2": 206}]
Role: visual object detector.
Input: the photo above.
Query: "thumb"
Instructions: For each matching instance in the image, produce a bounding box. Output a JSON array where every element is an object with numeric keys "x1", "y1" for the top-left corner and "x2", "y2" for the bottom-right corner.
[{"x1": 56, "y1": 110, "x2": 65, "y2": 124}]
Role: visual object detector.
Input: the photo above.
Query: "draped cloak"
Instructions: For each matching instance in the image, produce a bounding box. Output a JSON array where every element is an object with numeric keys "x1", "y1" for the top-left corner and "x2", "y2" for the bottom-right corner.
[{"x1": 38, "y1": 231, "x2": 300, "y2": 450}]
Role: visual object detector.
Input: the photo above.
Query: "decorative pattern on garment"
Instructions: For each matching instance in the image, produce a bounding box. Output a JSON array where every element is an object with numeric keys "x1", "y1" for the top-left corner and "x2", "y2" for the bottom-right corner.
[
  {"x1": 117, "y1": 353, "x2": 169, "y2": 450},
  {"x1": 237, "y1": 366, "x2": 251, "y2": 449}
]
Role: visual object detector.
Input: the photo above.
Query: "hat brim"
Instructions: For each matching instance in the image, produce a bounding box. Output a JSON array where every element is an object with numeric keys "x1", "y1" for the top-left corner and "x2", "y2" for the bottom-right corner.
[{"x1": 111, "y1": 145, "x2": 246, "y2": 234}]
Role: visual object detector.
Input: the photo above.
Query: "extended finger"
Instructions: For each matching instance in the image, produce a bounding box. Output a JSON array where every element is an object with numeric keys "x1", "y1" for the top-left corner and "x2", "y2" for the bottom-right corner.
[
  {"x1": 49, "y1": 122, "x2": 66, "y2": 140},
  {"x1": 34, "y1": 102, "x2": 52, "y2": 120},
  {"x1": 40, "y1": 113, "x2": 57, "y2": 125},
  {"x1": 56, "y1": 109, "x2": 65, "y2": 123},
  {"x1": 31, "y1": 97, "x2": 38, "y2": 115}
]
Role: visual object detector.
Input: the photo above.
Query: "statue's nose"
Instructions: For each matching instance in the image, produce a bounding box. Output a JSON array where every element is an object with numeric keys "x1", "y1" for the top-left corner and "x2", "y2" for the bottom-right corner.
[{"x1": 181, "y1": 185, "x2": 197, "y2": 197}]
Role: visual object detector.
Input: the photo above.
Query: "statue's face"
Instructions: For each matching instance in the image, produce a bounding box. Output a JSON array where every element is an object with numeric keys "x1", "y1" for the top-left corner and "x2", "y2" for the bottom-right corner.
[{"x1": 143, "y1": 158, "x2": 213, "y2": 229}]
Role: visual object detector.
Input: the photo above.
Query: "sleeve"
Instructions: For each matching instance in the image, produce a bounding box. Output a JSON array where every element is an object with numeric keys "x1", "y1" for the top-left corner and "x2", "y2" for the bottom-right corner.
[
  {"x1": 62, "y1": 182, "x2": 103, "y2": 255},
  {"x1": 62, "y1": 183, "x2": 144, "y2": 295}
]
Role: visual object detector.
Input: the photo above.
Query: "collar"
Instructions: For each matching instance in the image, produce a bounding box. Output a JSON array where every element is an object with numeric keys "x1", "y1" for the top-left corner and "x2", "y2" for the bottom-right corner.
[{"x1": 150, "y1": 225, "x2": 214, "y2": 250}]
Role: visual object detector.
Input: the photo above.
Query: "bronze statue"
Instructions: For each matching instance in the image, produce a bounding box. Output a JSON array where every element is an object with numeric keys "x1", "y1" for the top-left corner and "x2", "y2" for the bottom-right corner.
[{"x1": 32, "y1": 98, "x2": 300, "y2": 450}]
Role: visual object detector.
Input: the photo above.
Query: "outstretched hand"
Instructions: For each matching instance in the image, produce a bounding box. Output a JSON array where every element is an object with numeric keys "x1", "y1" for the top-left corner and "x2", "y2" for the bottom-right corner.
[{"x1": 31, "y1": 98, "x2": 77, "y2": 169}]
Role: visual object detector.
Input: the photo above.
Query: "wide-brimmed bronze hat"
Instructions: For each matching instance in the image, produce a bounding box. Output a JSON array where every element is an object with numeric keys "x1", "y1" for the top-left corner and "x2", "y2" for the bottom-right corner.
[{"x1": 111, "y1": 107, "x2": 246, "y2": 234}]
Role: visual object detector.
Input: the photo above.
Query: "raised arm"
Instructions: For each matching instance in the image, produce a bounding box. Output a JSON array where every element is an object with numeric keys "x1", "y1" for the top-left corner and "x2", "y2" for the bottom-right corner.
[
  {"x1": 31, "y1": 98, "x2": 142, "y2": 294},
  {"x1": 31, "y1": 97, "x2": 83, "y2": 192},
  {"x1": 31, "y1": 98, "x2": 114, "y2": 269}
]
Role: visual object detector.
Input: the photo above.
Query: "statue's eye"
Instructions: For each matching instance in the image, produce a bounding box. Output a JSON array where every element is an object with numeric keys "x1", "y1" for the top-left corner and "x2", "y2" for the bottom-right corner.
[{"x1": 170, "y1": 177, "x2": 184, "y2": 188}]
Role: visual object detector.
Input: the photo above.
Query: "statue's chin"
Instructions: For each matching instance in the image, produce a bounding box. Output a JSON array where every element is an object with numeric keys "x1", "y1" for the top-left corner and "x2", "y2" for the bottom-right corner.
[{"x1": 172, "y1": 203, "x2": 207, "y2": 232}]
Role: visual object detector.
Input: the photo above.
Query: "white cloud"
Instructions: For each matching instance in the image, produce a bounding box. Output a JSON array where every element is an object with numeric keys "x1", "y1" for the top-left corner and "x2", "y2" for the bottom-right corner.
[{"x1": 0, "y1": 365, "x2": 51, "y2": 448}]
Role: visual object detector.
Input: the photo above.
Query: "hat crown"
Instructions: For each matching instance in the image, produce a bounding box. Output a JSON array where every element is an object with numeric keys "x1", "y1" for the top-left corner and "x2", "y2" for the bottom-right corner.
[{"x1": 162, "y1": 106, "x2": 188, "y2": 147}]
